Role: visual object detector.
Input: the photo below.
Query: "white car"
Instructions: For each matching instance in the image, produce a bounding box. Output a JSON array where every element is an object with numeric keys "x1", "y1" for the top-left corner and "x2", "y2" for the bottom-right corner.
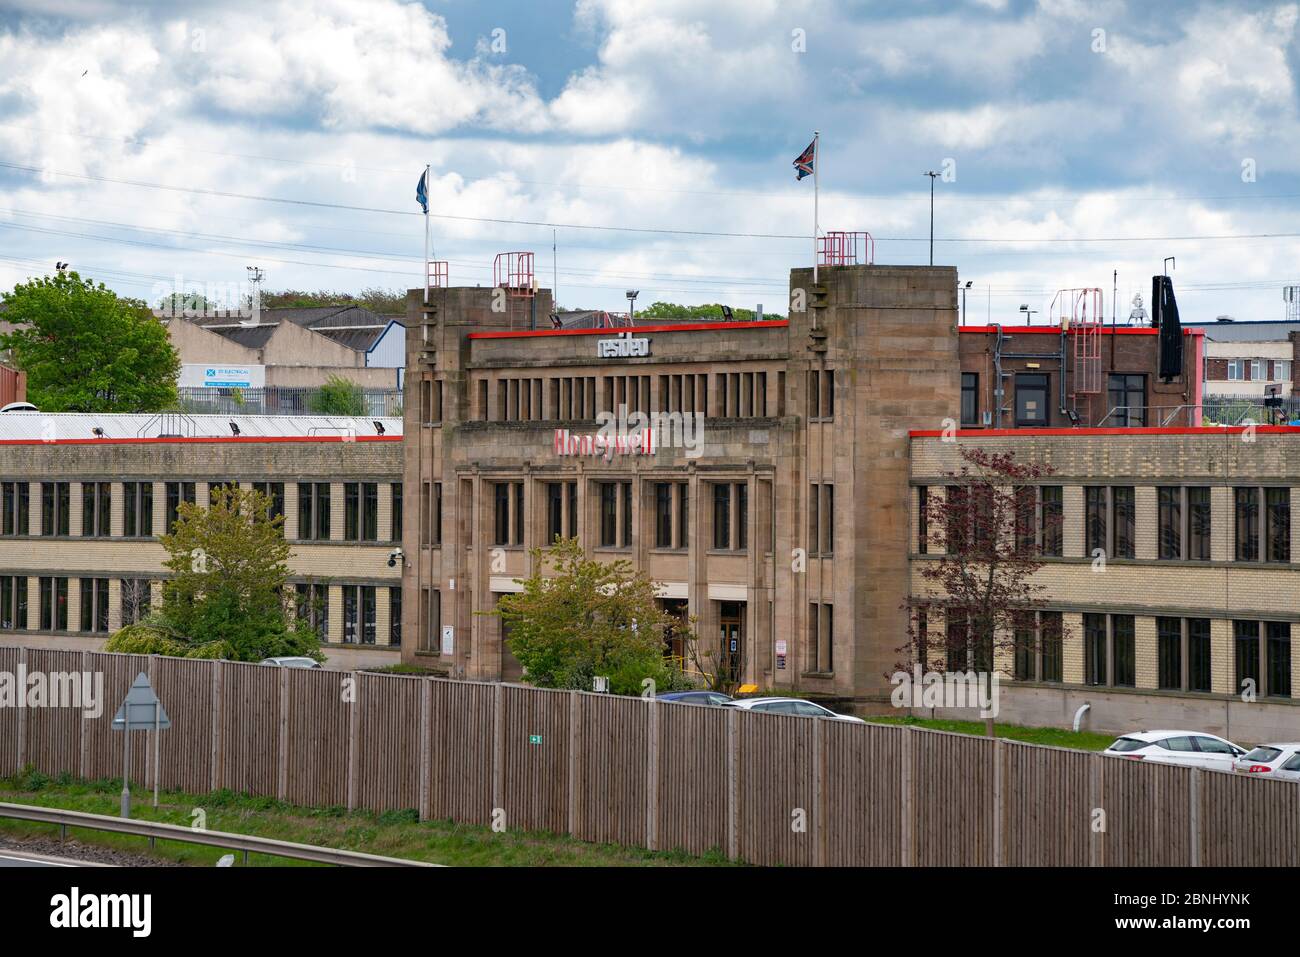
[
  {"x1": 259, "y1": 656, "x2": 323, "y2": 669},
  {"x1": 726, "y1": 697, "x2": 866, "y2": 723},
  {"x1": 1102, "y1": 730, "x2": 1246, "y2": 771},
  {"x1": 1232, "y1": 743, "x2": 1300, "y2": 778}
]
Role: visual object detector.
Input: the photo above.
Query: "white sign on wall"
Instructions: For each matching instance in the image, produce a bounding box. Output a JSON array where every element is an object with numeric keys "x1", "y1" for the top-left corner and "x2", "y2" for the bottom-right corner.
[
  {"x1": 440, "y1": 625, "x2": 455, "y2": 655},
  {"x1": 596, "y1": 332, "x2": 650, "y2": 359},
  {"x1": 179, "y1": 363, "x2": 266, "y2": 389}
]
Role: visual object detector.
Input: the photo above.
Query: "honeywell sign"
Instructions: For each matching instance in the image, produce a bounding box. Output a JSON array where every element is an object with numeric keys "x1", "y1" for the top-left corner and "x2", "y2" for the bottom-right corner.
[{"x1": 597, "y1": 332, "x2": 650, "y2": 359}]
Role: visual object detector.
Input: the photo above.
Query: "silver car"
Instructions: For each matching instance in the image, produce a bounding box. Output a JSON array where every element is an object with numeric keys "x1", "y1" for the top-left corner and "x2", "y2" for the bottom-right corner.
[
  {"x1": 725, "y1": 697, "x2": 866, "y2": 723},
  {"x1": 1233, "y1": 743, "x2": 1300, "y2": 778},
  {"x1": 260, "y1": 656, "x2": 323, "y2": 669}
]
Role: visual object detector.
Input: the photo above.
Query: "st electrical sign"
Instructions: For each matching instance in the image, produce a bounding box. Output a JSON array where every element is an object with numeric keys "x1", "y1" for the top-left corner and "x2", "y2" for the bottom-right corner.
[{"x1": 597, "y1": 332, "x2": 650, "y2": 359}]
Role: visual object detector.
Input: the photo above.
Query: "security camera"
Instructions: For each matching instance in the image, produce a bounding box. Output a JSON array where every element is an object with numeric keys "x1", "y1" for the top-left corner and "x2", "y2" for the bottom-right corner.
[{"x1": 387, "y1": 547, "x2": 403, "y2": 568}]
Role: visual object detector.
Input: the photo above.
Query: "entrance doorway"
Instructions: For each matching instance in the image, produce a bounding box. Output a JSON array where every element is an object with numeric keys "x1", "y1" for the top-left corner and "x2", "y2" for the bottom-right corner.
[{"x1": 719, "y1": 601, "x2": 745, "y2": 686}]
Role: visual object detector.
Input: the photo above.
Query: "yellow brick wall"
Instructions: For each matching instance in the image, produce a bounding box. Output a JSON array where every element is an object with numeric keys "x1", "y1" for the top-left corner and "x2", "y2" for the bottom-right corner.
[
  {"x1": 1134, "y1": 615, "x2": 1158, "y2": 688},
  {"x1": 1134, "y1": 486, "x2": 1157, "y2": 560}
]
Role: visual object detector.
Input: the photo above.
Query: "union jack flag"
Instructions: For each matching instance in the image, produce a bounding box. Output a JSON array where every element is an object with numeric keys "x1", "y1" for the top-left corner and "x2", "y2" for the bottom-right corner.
[{"x1": 793, "y1": 139, "x2": 816, "y2": 180}]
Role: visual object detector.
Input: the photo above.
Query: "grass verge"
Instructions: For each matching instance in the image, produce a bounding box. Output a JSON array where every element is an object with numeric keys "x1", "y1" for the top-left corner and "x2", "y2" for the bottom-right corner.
[
  {"x1": 0, "y1": 769, "x2": 734, "y2": 867},
  {"x1": 866, "y1": 715, "x2": 1115, "y2": 751}
]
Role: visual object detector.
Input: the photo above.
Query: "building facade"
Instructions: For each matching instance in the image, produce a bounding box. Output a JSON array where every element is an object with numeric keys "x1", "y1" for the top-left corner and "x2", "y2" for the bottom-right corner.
[
  {"x1": 910, "y1": 427, "x2": 1300, "y2": 742},
  {"x1": 0, "y1": 413, "x2": 403, "y2": 669}
]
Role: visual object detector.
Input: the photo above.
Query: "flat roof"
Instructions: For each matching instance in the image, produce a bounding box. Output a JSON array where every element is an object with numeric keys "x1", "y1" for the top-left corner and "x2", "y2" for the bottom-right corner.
[
  {"x1": 467, "y1": 319, "x2": 788, "y2": 339},
  {"x1": 957, "y1": 325, "x2": 1204, "y2": 336},
  {"x1": 0, "y1": 413, "x2": 402, "y2": 444},
  {"x1": 910, "y1": 425, "x2": 1300, "y2": 438}
]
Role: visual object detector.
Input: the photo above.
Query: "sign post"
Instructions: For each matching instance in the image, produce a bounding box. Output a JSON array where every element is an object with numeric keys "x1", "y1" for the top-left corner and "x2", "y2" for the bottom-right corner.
[{"x1": 111, "y1": 673, "x2": 171, "y2": 819}]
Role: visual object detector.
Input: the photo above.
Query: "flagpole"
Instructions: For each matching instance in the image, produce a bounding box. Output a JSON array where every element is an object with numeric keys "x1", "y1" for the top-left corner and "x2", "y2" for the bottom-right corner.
[
  {"x1": 812, "y1": 130, "x2": 820, "y2": 285},
  {"x1": 422, "y1": 164, "x2": 430, "y2": 305}
]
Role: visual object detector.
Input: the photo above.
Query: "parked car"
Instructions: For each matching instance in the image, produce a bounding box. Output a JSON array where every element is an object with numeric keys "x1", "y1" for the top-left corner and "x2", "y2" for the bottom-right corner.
[
  {"x1": 260, "y1": 656, "x2": 323, "y2": 669},
  {"x1": 724, "y1": 697, "x2": 866, "y2": 723},
  {"x1": 1232, "y1": 743, "x2": 1300, "y2": 777},
  {"x1": 655, "y1": 691, "x2": 734, "y2": 707},
  {"x1": 1269, "y1": 750, "x2": 1300, "y2": 782},
  {"x1": 1102, "y1": 730, "x2": 1246, "y2": 771}
]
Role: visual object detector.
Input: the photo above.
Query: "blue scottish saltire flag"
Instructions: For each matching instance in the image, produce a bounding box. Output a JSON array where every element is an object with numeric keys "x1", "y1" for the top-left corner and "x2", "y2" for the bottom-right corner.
[
  {"x1": 793, "y1": 139, "x2": 816, "y2": 180},
  {"x1": 416, "y1": 169, "x2": 429, "y2": 213}
]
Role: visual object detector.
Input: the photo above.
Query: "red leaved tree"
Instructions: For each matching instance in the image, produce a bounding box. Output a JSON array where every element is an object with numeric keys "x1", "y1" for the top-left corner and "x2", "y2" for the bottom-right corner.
[{"x1": 900, "y1": 445, "x2": 1066, "y2": 735}]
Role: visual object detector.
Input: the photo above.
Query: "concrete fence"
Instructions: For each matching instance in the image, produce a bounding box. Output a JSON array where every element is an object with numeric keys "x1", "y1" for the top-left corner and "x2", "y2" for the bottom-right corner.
[{"x1": 1, "y1": 646, "x2": 1297, "y2": 866}]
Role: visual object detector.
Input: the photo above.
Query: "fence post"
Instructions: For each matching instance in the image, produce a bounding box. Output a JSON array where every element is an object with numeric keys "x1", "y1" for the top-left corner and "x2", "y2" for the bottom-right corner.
[
  {"x1": 491, "y1": 683, "x2": 503, "y2": 818},
  {"x1": 726, "y1": 706, "x2": 738, "y2": 862},
  {"x1": 992, "y1": 738, "x2": 1004, "y2": 867},
  {"x1": 646, "y1": 697, "x2": 658, "y2": 852},
  {"x1": 209, "y1": 659, "x2": 222, "y2": 792},
  {"x1": 1189, "y1": 768, "x2": 1202, "y2": 867},
  {"x1": 900, "y1": 725, "x2": 914, "y2": 866},
  {"x1": 16, "y1": 647, "x2": 25, "y2": 771},
  {"x1": 346, "y1": 671, "x2": 359, "y2": 811},
  {"x1": 277, "y1": 667, "x2": 289, "y2": 801},
  {"x1": 418, "y1": 679, "x2": 431, "y2": 821},
  {"x1": 567, "y1": 691, "x2": 577, "y2": 838}
]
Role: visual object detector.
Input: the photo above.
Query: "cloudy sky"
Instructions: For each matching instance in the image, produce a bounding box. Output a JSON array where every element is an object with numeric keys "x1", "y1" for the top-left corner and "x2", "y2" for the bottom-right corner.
[{"x1": 2, "y1": 0, "x2": 1300, "y2": 321}]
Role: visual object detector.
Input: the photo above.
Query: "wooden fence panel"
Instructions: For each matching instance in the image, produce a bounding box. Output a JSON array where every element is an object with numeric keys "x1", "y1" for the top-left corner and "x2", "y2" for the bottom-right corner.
[
  {"x1": 25, "y1": 649, "x2": 96, "y2": 779},
  {"x1": 284, "y1": 667, "x2": 350, "y2": 808},
  {"x1": 427, "y1": 678, "x2": 494, "y2": 825},
  {"x1": 148, "y1": 656, "x2": 215, "y2": 794},
  {"x1": 0, "y1": 647, "x2": 21, "y2": 775},
  {"x1": 216, "y1": 661, "x2": 279, "y2": 797},
  {"x1": 734, "y1": 709, "x2": 816, "y2": 867},
  {"x1": 1100, "y1": 757, "x2": 1192, "y2": 866},
  {"x1": 1003, "y1": 741, "x2": 1092, "y2": 866},
  {"x1": 499, "y1": 684, "x2": 569, "y2": 835},
  {"x1": 655, "y1": 701, "x2": 728, "y2": 858},
  {"x1": 824, "y1": 721, "x2": 906, "y2": 866},
  {"x1": 81, "y1": 652, "x2": 151, "y2": 784},
  {"x1": 354, "y1": 673, "x2": 422, "y2": 813},
  {"x1": 912, "y1": 729, "x2": 996, "y2": 867},
  {"x1": 572, "y1": 692, "x2": 648, "y2": 847},
  {"x1": 1201, "y1": 770, "x2": 1300, "y2": 867}
]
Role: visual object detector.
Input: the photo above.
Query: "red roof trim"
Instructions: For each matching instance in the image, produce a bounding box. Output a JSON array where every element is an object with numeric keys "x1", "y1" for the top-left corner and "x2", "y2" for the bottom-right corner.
[
  {"x1": 0, "y1": 435, "x2": 402, "y2": 447},
  {"x1": 468, "y1": 319, "x2": 789, "y2": 339},
  {"x1": 958, "y1": 325, "x2": 1204, "y2": 337},
  {"x1": 910, "y1": 426, "x2": 1300, "y2": 438}
]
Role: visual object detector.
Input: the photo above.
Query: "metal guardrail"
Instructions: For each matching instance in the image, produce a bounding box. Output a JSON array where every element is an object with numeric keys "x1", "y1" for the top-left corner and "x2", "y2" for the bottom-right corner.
[{"x1": 0, "y1": 802, "x2": 440, "y2": 867}]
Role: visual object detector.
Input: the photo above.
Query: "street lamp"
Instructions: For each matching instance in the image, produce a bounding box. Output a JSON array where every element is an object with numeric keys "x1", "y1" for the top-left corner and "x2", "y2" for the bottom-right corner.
[
  {"x1": 923, "y1": 171, "x2": 941, "y2": 266},
  {"x1": 962, "y1": 280, "x2": 972, "y2": 325},
  {"x1": 626, "y1": 289, "x2": 639, "y2": 322},
  {"x1": 1019, "y1": 304, "x2": 1038, "y2": 325}
]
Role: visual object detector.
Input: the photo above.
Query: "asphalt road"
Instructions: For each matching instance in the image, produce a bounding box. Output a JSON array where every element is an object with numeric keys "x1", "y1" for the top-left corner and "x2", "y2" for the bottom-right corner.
[{"x1": 0, "y1": 852, "x2": 78, "y2": 867}]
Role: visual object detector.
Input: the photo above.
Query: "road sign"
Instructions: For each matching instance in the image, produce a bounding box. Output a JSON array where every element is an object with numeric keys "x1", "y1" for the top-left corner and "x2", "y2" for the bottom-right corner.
[
  {"x1": 529, "y1": 735, "x2": 543, "y2": 746},
  {"x1": 111, "y1": 673, "x2": 170, "y2": 819}
]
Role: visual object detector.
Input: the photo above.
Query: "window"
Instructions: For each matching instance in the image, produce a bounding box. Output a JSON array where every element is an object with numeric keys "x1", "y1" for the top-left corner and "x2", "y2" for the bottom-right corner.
[
  {"x1": 713, "y1": 483, "x2": 731, "y2": 550},
  {"x1": 737, "y1": 483, "x2": 748, "y2": 550},
  {"x1": 810, "y1": 483, "x2": 833, "y2": 555},
  {"x1": 1227, "y1": 359, "x2": 1243, "y2": 381},
  {"x1": 917, "y1": 486, "x2": 929, "y2": 554},
  {"x1": 1040, "y1": 486, "x2": 1063, "y2": 557},
  {"x1": 420, "y1": 587, "x2": 441, "y2": 652},
  {"x1": 120, "y1": 579, "x2": 151, "y2": 627},
  {"x1": 1251, "y1": 359, "x2": 1263, "y2": 381},
  {"x1": 122, "y1": 482, "x2": 153, "y2": 537},
  {"x1": 568, "y1": 482, "x2": 579, "y2": 539},
  {"x1": 1236, "y1": 620, "x2": 1292, "y2": 698},
  {"x1": 297, "y1": 483, "x2": 331, "y2": 541},
  {"x1": 1084, "y1": 613, "x2": 1135, "y2": 687},
  {"x1": 1014, "y1": 373, "x2": 1049, "y2": 426},
  {"x1": 164, "y1": 481, "x2": 196, "y2": 534},
  {"x1": 79, "y1": 578, "x2": 109, "y2": 633},
  {"x1": 1040, "y1": 612, "x2": 1063, "y2": 683},
  {"x1": 654, "y1": 483, "x2": 673, "y2": 548},
  {"x1": 38, "y1": 576, "x2": 68, "y2": 631},
  {"x1": 422, "y1": 482, "x2": 443, "y2": 546},
  {"x1": 1188, "y1": 618, "x2": 1211, "y2": 693},
  {"x1": 1277, "y1": 360, "x2": 1293, "y2": 382},
  {"x1": 390, "y1": 483, "x2": 402, "y2": 542},
  {"x1": 1, "y1": 482, "x2": 30, "y2": 536},
  {"x1": 1112, "y1": 615, "x2": 1135, "y2": 687},
  {"x1": 388, "y1": 586, "x2": 402, "y2": 646},
  {"x1": 1159, "y1": 487, "x2": 1211, "y2": 561},
  {"x1": 1236, "y1": 486, "x2": 1289, "y2": 562},
  {"x1": 597, "y1": 482, "x2": 631, "y2": 548},
  {"x1": 1157, "y1": 617, "x2": 1182, "y2": 690},
  {"x1": 808, "y1": 602, "x2": 834, "y2": 673},
  {"x1": 1157, "y1": 487, "x2": 1180, "y2": 560},
  {"x1": 251, "y1": 482, "x2": 285, "y2": 528},
  {"x1": 1085, "y1": 486, "x2": 1134, "y2": 559},
  {"x1": 344, "y1": 482, "x2": 379, "y2": 541},
  {"x1": 1084, "y1": 613, "x2": 1107, "y2": 686},
  {"x1": 0, "y1": 575, "x2": 28, "y2": 630},
  {"x1": 493, "y1": 483, "x2": 511, "y2": 546},
  {"x1": 40, "y1": 482, "x2": 70, "y2": 536},
  {"x1": 343, "y1": 585, "x2": 377, "y2": 645},
  {"x1": 961, "y1": 373, "x2": 979, "y2": 426},
  {"x1": 81, "y1": 482, "x2": 111, "y2": 537},
  {"x1": 1188, "y1": 487, "x2": 1211, "y2": 560},
  {"x1": 1107, "y1": 374, "x2": 1146, "y2": 427},
  {"x1": 295, "y1": 583, "x2": 329, "y2": 639}
]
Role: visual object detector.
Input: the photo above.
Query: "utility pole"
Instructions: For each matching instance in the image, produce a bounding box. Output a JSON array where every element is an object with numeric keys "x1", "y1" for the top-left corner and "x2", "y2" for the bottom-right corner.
[{"x1": 923, "y1": 171, "x2": 940, "y2": 266}]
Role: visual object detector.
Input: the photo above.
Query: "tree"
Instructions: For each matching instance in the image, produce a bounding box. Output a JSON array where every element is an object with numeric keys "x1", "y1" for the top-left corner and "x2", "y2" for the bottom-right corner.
[
  {"x1": 308, "y1": 375, "x2": 368, "y2": 416},
  {"x1": 902, "y1": 446, "x2": 1065, "y2": 735},
  {"x1": 261, "y1": 287, "x2": 405, "y2": 313},
  {"x1": 491, "y1": 537, "x2": 693, "y2": 696},
  {"x1": 634, "y1": 301, "x2": 784, "y2": 322},
  {"x1": 0, "y1": 271, "x2": 180, "y2": 412},
  {"x1": 106, "y1": 485, "x2": 322, "y2": 662}
]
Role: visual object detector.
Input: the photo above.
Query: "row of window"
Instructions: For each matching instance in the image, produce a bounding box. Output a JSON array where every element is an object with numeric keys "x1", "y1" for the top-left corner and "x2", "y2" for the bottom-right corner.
[
  {"x1": 462, "y1": 369, "x2": 807, "y2": 424},
  {"x1": 1224, "y1": 358, "x2": 1292, "y2": 382},
  {"x1": 961, "y1": 372, "x2": 1150, "y2": 428},
  {"x1": 0, "y1": 574, "x2": 400, "y2": 646},
  {"x1": 0, "y1": 480, "x2": 401, "y2": 543},
  {"x1": 919, "y1": 484, "x2": 1292, "y2": 563}
]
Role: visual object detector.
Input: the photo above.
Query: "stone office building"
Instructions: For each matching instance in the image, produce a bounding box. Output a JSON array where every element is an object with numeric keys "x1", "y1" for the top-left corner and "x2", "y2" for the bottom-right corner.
[
  {"x1": 0, "y1": 413, "x2": 403, "y2": 669},
  {"x1": 401, "y1": 263, "x2": 1226, "y2": 729}
]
